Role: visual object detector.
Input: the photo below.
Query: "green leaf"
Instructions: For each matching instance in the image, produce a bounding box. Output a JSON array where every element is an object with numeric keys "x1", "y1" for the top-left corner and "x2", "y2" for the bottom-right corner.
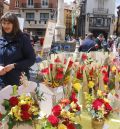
[{"x1": 2, "y1": 99, "x2": 10, "y2": 110}]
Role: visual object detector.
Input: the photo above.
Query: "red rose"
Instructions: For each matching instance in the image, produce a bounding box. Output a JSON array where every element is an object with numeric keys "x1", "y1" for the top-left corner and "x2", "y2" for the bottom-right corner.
[
  {"x1": 48, "y1": 115, "x2": 59, "y2": 126},
  {"x1": 52, "y1": 105, "x2": 61, "y2": 116},
  {"x1": 89, "y1": 68, "x2": 94, "y2": 77},
  {"x1": 55, "y1": 73, "x2": 64, "y2": 80},
  {"x1": 70, "y1": 92, "x2": 78, "y2": 103},
  {"x1": 21, "y1": 104, "x2": 30, "y2": 111},
  {"x1": 64, "y1": 59, "x2": 67, "y2": 64},
  {"x1": 49, "y1": 64, "x2": 53, "y2": 70},
  {"x1": 9, "y1": 96, "x2": 19, "y2": 107},
  {"x1": 103, "y1": 75, "x2": 109, "y2": 84},
  {"x1": 41, "y1": 68, "x2": 49, "y2": 74},
  {"x1": 81, "y1": 53, "x2": 88, "y2": 61},
  {"x1": 0, "y1": 113, "x2": 2, "y2": 119},
  {"x1": 76, "y1": 71, "x2": 83, "y2": 80},
  {"x1": 57, "y1": 67, "x2": 64, "y2": 73},
  {"x1": 76, "y1": 104, "x2": 81, "y2": 111},
  {"x1": 105, "y1": 102, "x2": 112, "y2": 111},
  {"x1": 54, "y1": 57, "x2": 61, "y2": 63},
  {"x1": 21, "y1": 111, "x2": 31, "y2": 121},
  {"x1": 68, "y1": 60, "x2": 73, "y2": 68},
  {"x1": 67, "y1": 123, "x2": 76, "y2": 129},
  {"x1": 92, "y1": 98, "x2": 104, "y2": 110}
]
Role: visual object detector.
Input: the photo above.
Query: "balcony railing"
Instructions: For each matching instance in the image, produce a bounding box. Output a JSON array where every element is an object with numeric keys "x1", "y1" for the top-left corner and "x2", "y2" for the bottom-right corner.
[
  {"x1": 93, "y1": 8, "x2": 108, "y2": 14},
  {"x1": 20, "y1": 3, "x2": 53, "y2": 9}
]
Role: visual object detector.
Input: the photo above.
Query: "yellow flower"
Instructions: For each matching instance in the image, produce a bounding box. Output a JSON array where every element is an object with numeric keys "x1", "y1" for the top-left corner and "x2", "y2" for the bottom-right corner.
[
  {"x1": 73, "y1": 83, "x2": 82, "y2": 92},
  {"x1": 58, "y1": 124, "x2": 67, "y2": 129},
  {"x1": 104, "y1": 84, "x2": 108, "y2": 91},
  {"x1": 9, "y1": 106, "x2": 22, "y2": 121},
  {"x1": 97, "y1": 90, "x2": 102, "y2": 97},
  {"x1": 111, "y1": 66, "x2": 116, "y2": 72},
  {"x1": 88, "y1": 81, "x2": 94, "y2": 88},
  {"x1": 70, "y1": 102, "x2": 77, "y2": 109}
]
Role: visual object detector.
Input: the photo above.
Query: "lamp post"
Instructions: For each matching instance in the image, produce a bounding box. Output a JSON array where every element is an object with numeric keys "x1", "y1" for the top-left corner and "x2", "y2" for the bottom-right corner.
[
  {"x1": 116, "y1": 6, "x2": 120, "y2": 36},
  {"x1": 55, "y1": 0, "x2": 66, "y2": 42}
]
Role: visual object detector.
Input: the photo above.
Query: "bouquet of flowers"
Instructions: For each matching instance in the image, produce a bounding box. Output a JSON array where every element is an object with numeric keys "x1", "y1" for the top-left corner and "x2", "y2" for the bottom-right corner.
[
  {"x1": 40, "y1": 56, "x2": 73, "y2": 87},
  {"x1": 85, "y1": 91, "x2": 112, "y2": 120},
  {"x1": 2, "y1": 93, "x2": 39, "y2": 129},
  {"x1": 41, "y1": 92, "x2": 82, "y2": 129}
]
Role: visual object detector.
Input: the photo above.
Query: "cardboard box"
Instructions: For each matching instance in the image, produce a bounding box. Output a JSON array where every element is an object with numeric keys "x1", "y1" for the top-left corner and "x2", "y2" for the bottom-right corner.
[{"x1": 39, "y1": 83, "x2": 64, "y2": 115}]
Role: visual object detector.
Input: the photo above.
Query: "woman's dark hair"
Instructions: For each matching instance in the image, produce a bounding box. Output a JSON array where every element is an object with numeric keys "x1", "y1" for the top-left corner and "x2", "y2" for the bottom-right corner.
[{"x1": 1, "y1": 12, "x2": 22, "y2": 38}]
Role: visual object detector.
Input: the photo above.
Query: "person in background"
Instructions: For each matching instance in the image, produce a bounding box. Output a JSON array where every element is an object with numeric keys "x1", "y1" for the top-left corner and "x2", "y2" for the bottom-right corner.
[
  {"x1": 95, "y1": 34, "x2": 104, "y2": 49},
  {"x1": 107, "y1": 36, "x2": 114, "y2": 51},
  {"x1": 0, "y1": 12, "x2": 36, "y2": 88},
  {"x1": 79, "y1": 33, "x2": 96, "y2": 52},
  {"x1": 116, "y1": 36, "x2": 120, "y2": 55}
]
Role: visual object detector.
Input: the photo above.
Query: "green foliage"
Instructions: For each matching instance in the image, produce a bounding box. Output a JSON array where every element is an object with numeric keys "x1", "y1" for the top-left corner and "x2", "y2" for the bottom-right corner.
[
  {"x1": 41, "y1": 121, "x2": 56, "y2": 129},
  {"x1": 2, "y1": 99, "x2": 10, "y2": 111}
]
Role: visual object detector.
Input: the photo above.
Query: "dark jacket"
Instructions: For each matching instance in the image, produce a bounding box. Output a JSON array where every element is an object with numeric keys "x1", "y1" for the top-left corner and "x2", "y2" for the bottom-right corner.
[
  {"x1": 0, "y1": 33, "x2": 36, "y2": 87},
  {"x1": 79, "y1": 38, "x2": 96, "y2": 52}
]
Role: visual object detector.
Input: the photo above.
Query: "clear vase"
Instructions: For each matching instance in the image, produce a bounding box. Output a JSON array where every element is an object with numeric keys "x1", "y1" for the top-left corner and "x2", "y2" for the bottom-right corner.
[{"x1": 91, "y1": 119, "x2": 104, "y2": 129}]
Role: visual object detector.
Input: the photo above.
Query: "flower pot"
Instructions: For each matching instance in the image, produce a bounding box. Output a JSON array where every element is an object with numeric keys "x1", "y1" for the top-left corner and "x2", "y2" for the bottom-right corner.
[
  {"x1": 91, "y1": 119, "x2": 104, "y2": 129},
  {"x1": 39, "y1": 83, "x2": 64, "y2": 115}
]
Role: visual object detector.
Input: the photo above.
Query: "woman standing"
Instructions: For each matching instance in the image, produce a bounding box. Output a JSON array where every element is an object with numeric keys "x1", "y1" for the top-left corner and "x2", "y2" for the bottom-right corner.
[{"x1": 0, "y1": 12, "x2": 35, "y2": 88}]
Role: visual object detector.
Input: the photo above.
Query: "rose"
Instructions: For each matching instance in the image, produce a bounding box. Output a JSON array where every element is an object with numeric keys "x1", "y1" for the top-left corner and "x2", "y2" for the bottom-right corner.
[
  {"x1": 0, "y1": 113, "x2": 2, "y2": 120},
  {"x1": 41, "y1": 68, "x2": 49, "y2": 74},
  {"x1": 68, "y1": 60, "x2": 73, "y2": 68},
  {"x1": 52, "y1": 105, "x2": 61, "y2": 116},
  {"x1": 48, "y1": 115, "x2": 59, "y2": 126},
  {"x1": 67, "y1": 123, "x2": 76, "y2": 129},
  {"x1": 103, "y1": 75, "x2": 109, "y2": 84},
  {"x1": 76, "y1": 104, "x2": 81, "y2": 111},
  {"x1": 54, "y1": 57, "x2": 61, "y2": 63},
  {"x1": 55, "y1": 73, "x2": 64, "y2": 80},
  {"x1": 92, "y1": 98, "x2": 104, "y2": 110},
  {"x1": 57, "y1": 67, "x2": 64, "y2": 73},
  {"x1": 9, "y1": 96, "x2": 19, "y2": 107},
  {"x1": 104, "y1": 102, "x2": 112, "y2": 111},
  {"x1": 81, "y1": 53, "x2": 88, "y2": 61},
  {"x1": 70, "y1": 92, "x2": 78, "y2": 103},
  {"x1": 21, "y1": 111, "x2": 31, "y2": 120},
  {"x1": 21, "y1": 104, "x2": 30, "y2": 111},
  {"x1": 76, "y1": 71, "x2": 83, "y2": 80}
]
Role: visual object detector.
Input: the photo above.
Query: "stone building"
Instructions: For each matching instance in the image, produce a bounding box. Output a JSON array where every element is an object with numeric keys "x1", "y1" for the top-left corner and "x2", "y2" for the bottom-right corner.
[
  {"x1": 10, "y1": 0, "x2": 58, "y2": 36},
  {"x1": 64, "y1": 3, "x2": 72, "y2": 35},
  {"x1": 85, "y1": 0, "x2": 115, "y2": 38}
]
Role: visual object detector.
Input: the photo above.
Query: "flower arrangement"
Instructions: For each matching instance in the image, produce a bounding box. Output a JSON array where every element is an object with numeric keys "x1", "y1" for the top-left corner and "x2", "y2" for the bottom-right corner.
[
  {"x1": 2, "y1": 93, "x2": 39, "y2": 129},
  {"x1": 40, "y1": 56, "x2": 73, "y2": 87},
  {"x1": 85, "y1": 91, "x2": 112, "y2": 120},
  {"x1": 41, "y1": 92, "x2": 82, "y2": 129}
]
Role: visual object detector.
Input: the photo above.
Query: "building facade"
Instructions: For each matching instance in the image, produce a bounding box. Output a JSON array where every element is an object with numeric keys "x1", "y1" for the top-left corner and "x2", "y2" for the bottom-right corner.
[
  {"x1": 4, "y1": 1, "x2": 10, "y2": 14},
  {"x1": 10, "y1": 0, "x2": 58, "y2": 36},
  {"x1": 64, "y1": 3, "x2": 72, "y2": 35},
  {"x1": 0, "y1": 0, "x2": 4, "y2": 19},
  {"x1": 85, "y1": 0, "x2": 115, "y2": 38}
]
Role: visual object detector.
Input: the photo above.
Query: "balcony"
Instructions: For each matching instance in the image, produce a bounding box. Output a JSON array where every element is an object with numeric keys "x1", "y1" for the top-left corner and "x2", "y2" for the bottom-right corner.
[{"x1": 93, "y1": 8, "x2": 108, "y2": 15}]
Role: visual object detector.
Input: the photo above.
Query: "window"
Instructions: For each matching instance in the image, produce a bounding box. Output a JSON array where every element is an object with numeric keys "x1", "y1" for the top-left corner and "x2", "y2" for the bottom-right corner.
[
  {"x1": 28, "y1": 0, "x2": 33, "y2": 6},
  {"x1": 26, "y1": 13, "x2": 34, "y2": 20},
  {"x1": 15, "y1": 0, "x2": 19, "y2": 7},
  {"x1": 41, "y1": 0, "x2": 49, "y2": 7},
  {"x1": 40, "y1": 13, "x2": 49, "y2": 21},
  {"x1": 96, "y1": 18, "x2": 103, "y2": 27}
]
